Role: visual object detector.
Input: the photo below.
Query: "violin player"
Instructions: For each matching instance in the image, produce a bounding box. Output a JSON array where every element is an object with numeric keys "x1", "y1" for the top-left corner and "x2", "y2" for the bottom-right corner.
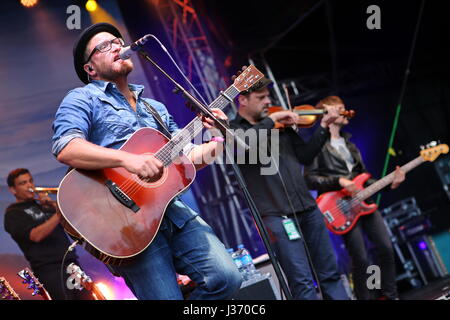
[{"x1": 229, "y1": 77, "x2": 350, "y2": 300}]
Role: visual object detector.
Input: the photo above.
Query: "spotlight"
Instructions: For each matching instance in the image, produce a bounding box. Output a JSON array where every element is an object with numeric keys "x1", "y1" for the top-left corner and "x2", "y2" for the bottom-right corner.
[
  {"x1": 20, "y1": 0, "x2": 38, "y2": 7},
  {"x1": 418, "y1": 241, "x2": 427, "y2": 250},
  {"x1": 95, "y1": 282, "x2": 114, "y2": 300},
  {"x1": 85, "y1": 0, "x2": 98, "y2": 12}
]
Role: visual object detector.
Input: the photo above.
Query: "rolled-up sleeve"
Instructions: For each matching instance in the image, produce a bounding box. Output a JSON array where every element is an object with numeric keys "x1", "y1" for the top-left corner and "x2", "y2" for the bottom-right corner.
[{"x1": 52, "y1": 89, "x2": 93, "y2": 157}]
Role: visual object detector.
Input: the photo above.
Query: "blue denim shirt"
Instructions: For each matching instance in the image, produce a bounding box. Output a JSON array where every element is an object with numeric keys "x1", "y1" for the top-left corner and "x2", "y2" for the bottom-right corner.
[{"x1": 52, "y1": 80, "x2": 197, "y2": 228}]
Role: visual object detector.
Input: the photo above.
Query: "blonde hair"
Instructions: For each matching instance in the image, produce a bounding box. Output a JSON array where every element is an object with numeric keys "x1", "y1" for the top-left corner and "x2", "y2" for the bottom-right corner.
[{"x1": 316, "y1": 95, "x2": 344, "y2": 109}]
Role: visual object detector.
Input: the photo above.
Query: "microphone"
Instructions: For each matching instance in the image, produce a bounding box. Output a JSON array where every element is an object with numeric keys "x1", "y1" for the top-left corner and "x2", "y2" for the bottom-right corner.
[{"x1": 119, "y1": 34, "x2": 152, "y2": 60}]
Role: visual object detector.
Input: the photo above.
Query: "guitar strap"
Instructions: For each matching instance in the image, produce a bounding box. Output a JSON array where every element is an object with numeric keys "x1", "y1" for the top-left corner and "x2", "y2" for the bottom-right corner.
[{"x1": 141, "y1": 100, "x2": 172, "y2": 138}]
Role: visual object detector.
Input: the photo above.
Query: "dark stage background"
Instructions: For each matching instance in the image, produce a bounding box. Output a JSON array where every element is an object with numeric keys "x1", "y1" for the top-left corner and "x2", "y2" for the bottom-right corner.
[{"x1": 0, "y1": 0, "x2": 448, "y2": 299}]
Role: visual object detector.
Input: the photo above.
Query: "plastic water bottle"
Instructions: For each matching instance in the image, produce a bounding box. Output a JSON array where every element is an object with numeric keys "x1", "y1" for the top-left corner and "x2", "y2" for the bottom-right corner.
[
  {"x1": 237, "y1": 244, "x2": 260, "y2": 281},
  {"x1": 227, "y1": 248, "x2": 243, "y2": 271}
]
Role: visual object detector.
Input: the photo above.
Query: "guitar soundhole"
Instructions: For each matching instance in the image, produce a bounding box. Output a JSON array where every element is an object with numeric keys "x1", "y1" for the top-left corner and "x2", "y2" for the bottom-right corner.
[
  {"x1": 133, "y1": 152, "x2": 169, "y2": 188},
  {"x1": 134, "y1": 166, "x2": 169, "y2": 188}
]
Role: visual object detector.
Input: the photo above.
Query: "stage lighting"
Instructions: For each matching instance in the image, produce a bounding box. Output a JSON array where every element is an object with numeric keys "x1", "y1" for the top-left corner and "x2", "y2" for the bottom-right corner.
[
  {"x1": 20, "y1": 0, "x2": 38, "y2": 7},
  {"x1": 95, "y1": 282, "x2": 114, "y2": 300},
  {"x1": 85, "y1": 0, "x2": 98, "y2": 12},
  {"x1": 418, "y1": 241, "x2": 428, "y2": 250}
]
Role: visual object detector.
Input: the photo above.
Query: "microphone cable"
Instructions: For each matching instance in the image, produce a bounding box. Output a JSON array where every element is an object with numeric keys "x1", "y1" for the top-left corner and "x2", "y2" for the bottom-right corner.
[{"x1": 146, "y1": 34, "x2": 210, "y2": 108}]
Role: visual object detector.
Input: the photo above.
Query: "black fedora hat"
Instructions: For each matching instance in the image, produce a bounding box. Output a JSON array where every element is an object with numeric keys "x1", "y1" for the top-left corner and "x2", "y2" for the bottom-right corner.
[{"x1": 73, "y1": 22, "x2": 122, "y2": 84}]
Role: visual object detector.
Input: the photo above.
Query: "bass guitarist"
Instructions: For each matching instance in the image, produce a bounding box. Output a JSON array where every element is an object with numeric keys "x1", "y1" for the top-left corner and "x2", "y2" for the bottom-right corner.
[
  {"x1": 304, "y1": 95, "x2": 405, "y2": 300},
  {"x1": 51, "y1": 23, "x2": 242, "y2": 300}
]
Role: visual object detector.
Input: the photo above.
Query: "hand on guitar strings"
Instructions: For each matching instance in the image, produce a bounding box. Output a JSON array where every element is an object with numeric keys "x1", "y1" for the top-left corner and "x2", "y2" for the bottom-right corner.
[{"x1": 339, "y1": 177, "x2": 359, "y2": 196}]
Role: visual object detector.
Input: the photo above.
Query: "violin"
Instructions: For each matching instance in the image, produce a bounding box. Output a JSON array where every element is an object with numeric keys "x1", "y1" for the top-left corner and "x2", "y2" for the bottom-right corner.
[{"x1": 267, "y1": 104, "x2": 355, "y2": 129}]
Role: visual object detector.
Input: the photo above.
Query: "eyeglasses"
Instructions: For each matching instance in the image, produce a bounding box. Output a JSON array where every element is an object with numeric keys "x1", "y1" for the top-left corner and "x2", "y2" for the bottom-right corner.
[{"x1": 85, "y1": 37, "x2": 125, "y2": 63}]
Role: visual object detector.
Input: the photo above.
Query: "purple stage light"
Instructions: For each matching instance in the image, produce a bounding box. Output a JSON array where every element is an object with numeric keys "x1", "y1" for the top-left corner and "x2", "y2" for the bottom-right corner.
[{"x1": 418, "y1": 241, "x2": 427, "y2": 250}]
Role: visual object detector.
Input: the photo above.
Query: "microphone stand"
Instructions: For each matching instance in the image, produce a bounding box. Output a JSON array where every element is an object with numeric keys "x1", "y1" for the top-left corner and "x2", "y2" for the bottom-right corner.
[
  {"x1": 224, "y1": 150, "x2": 294, "y2": 300},
  {"x1": 137, "y1": 48, "x2": 293, "y2": 300},
  {"x1": 138, "y1": 50, "x2": 247, "y2": 149}
]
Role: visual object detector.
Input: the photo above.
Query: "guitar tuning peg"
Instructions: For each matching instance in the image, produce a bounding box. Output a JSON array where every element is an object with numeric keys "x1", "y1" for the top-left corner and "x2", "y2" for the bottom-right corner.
[
  {"x1": 420, "y1": 145, "x2": 425, "y2": 150},
  {"x1": 427, "y1": 141, "x2": 437, "y2": 148}
]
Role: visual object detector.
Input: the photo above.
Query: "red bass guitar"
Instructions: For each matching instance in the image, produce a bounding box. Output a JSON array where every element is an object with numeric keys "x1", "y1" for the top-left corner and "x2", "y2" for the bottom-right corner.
[
  {"x1": 317, "y1": 142, "x2": 448, "y2": 235},
  {"x1": 57, "y1": 65, "x2": 264, "y2": 265}
]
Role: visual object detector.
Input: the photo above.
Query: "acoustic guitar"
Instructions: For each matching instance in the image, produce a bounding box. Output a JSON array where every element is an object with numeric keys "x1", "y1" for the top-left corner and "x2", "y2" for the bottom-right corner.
[{"x1": 57, "y1": 65, "x2": 264, "y2": 265}]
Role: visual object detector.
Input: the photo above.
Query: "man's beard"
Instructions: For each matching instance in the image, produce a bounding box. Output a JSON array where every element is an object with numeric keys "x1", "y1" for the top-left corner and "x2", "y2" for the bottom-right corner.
[
  {"x1": 258, "y1": 105, "x2": 270, "y2": 120},
  {"x1": 99, "y1": 60, "x2": 133, "y2": 81}
]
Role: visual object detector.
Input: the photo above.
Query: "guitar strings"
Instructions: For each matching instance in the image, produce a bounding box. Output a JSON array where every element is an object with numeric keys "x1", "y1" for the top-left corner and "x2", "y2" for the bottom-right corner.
[
  {"x1": 332, "y1": 169, "x2": 398, "y2": 216},
  {"x1": 326, "y1": 165, "x2": 413, "y2": 229},
  {"x1": 123, "y1": 120, "x2": 204, "y2": 197},
  {"x1": 117, "y1": 102, "x2": 204, "y2": 193},
  {"x1": 117, "y1": 85, "x2": 239, "y2": 198}
]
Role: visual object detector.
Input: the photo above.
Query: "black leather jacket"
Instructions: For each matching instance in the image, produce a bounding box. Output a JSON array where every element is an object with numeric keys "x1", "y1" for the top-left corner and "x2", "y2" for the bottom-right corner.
[{"x1": 304, "y1": 131, "x2": 376, "y2": 195}]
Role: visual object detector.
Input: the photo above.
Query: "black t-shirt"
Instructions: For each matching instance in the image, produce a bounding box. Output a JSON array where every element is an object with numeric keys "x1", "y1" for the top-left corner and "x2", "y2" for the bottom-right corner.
[{"x1": 4, "y1": 200, "x2": 77, "y2": 271}]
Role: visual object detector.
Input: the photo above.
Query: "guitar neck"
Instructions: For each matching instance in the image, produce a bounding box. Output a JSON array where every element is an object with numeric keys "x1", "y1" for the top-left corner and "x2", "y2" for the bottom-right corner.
[
  {"x1": 155, "y1": 85, "x2": 240, "y2": 166},
  {"x1": 355, "y1": 156, "x2": 424, "y2": 201}
]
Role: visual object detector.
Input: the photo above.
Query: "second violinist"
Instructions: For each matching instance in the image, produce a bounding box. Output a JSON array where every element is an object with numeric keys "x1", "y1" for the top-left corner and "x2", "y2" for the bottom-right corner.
[{"x1": 230, "y1": 76, "x2": 350, "y2": 300}]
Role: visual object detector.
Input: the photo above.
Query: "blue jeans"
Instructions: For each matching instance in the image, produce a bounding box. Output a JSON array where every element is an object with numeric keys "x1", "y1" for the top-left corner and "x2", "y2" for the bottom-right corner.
[
  {"x1": 263, "y1": 207, "x2": 349, "y2": 300},
  {"x1": 110, "y1": 215, "x2": 242, "y2": 300}
]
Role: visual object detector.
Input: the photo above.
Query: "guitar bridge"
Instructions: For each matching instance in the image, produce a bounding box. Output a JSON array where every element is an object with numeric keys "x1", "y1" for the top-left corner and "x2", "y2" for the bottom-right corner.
[{"x1": 105, "y1": 180, "x2": 140, "y2": 213}]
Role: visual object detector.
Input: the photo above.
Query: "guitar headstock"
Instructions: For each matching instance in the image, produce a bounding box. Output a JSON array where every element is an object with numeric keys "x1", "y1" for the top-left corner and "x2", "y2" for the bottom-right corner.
[
  {"x1": 17, "y1": 268, "x2": 51, "y2": 300},
  {"x1": 0, "y1": 277, "x2": 20, "y2": 300},
  {"x1": 66, "y1": 263, "x2": 105, "y2": 300},
  {"x1": 420, "y1": 141, "x2": 449, "y2": 162},
  {"x1": 232, "y1": 65, "x2": 264, "y2": 93}
]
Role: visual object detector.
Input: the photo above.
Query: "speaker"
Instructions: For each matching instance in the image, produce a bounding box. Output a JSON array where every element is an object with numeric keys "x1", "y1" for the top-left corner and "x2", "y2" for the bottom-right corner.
[
  {"x1": 234, "y1": 273, "x2": 281, "y2": 300},
  {"x1": 435, "y1": 155, "x2": 450, "y2": 201},
  {"x1": 429, "y1": 231, "x2": 450, "y2": 275}
]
